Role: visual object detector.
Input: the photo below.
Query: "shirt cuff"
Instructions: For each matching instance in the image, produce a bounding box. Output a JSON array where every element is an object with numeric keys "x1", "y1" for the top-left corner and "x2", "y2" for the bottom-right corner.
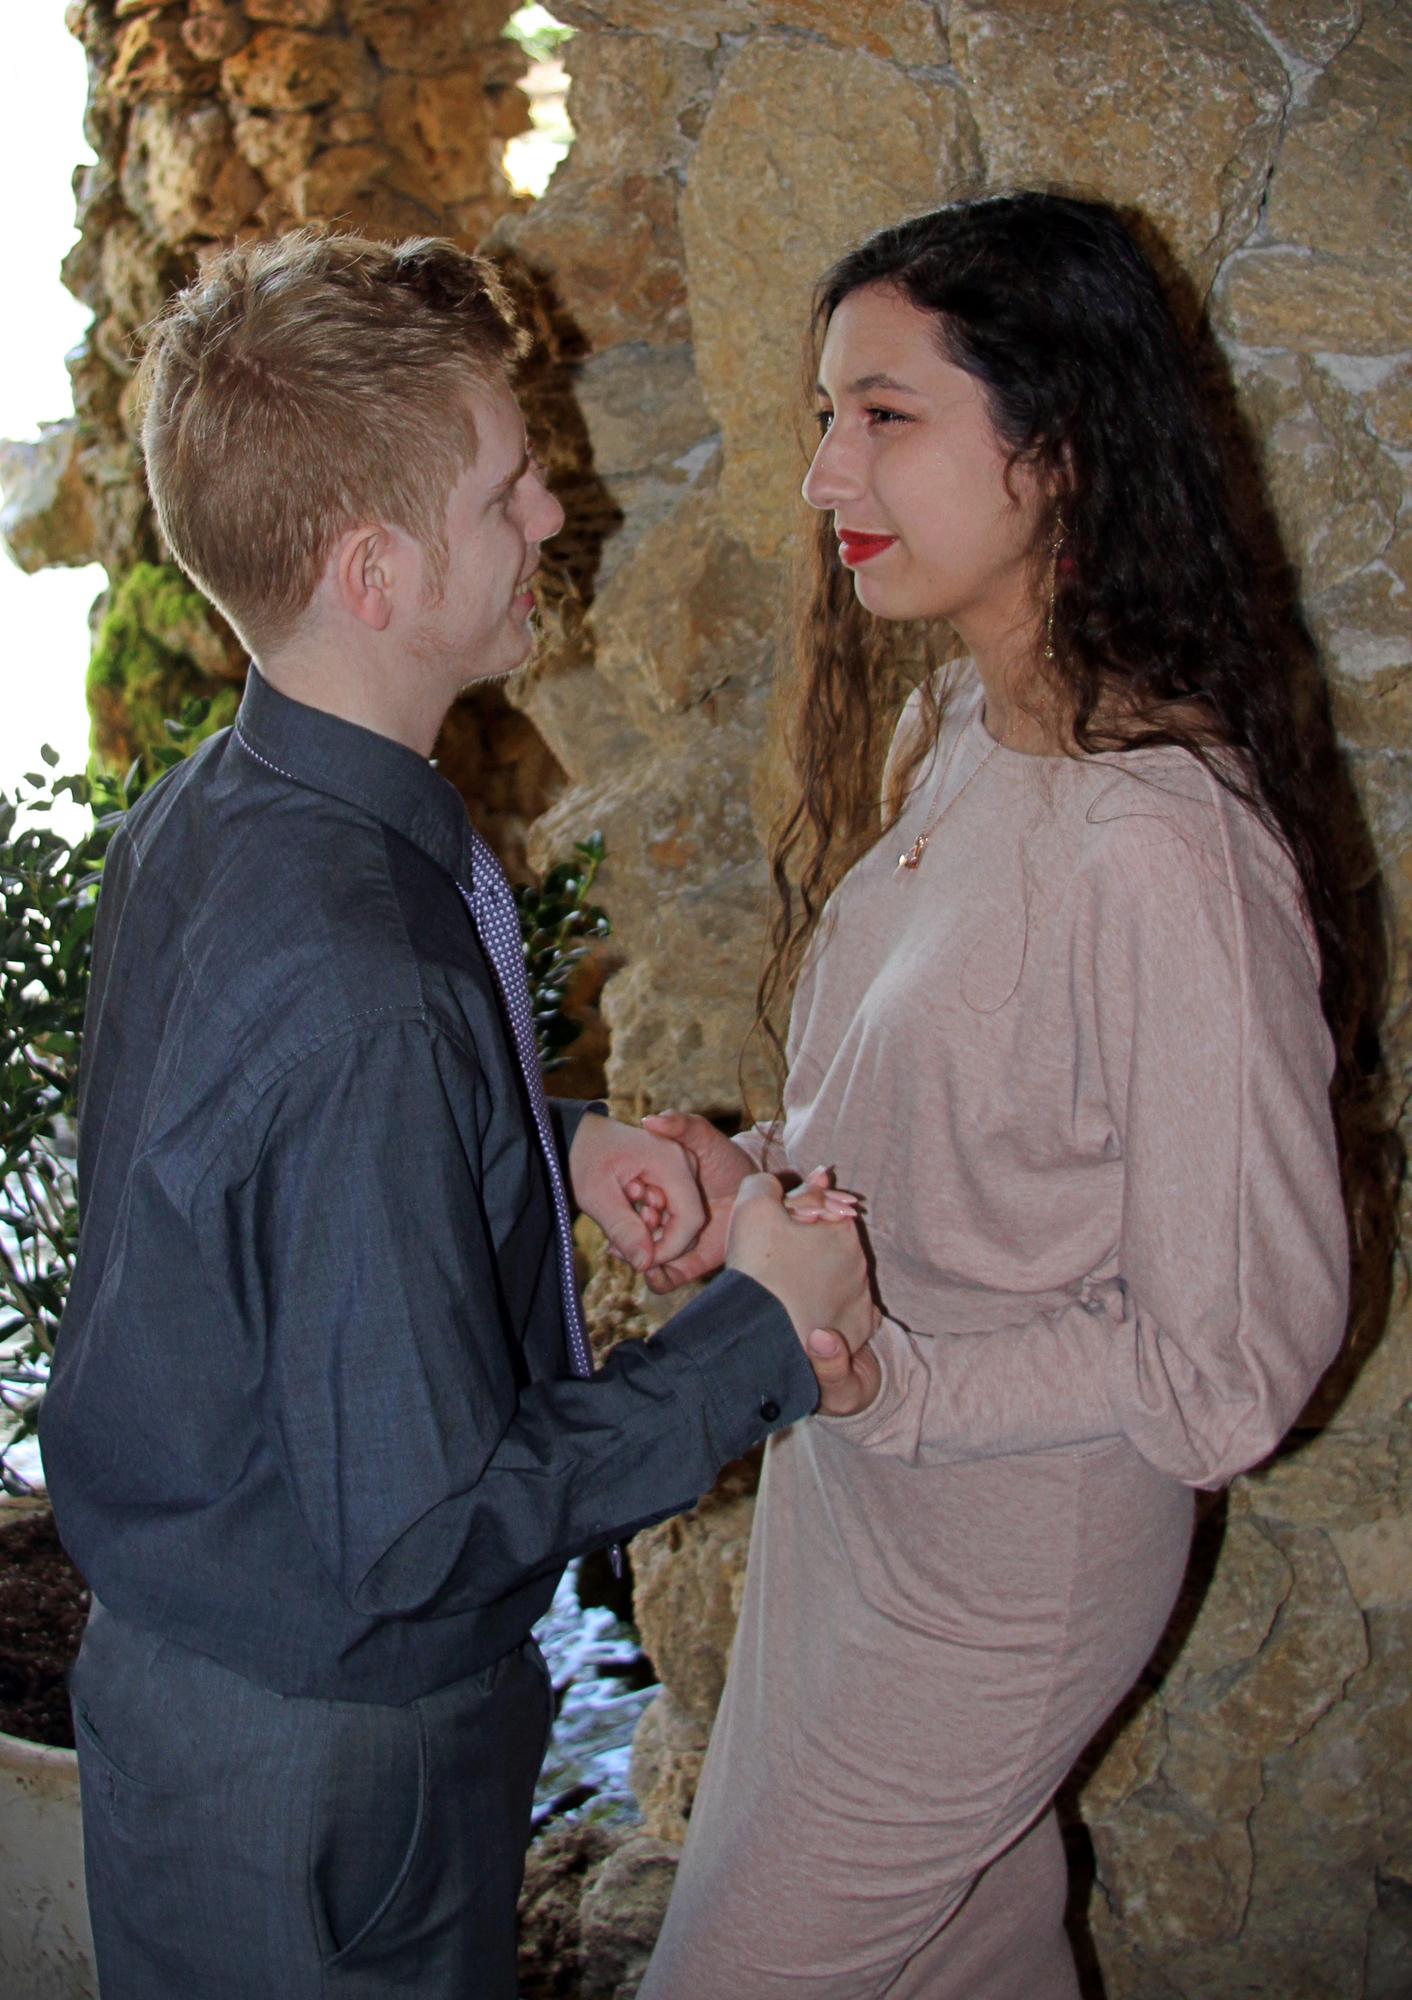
[{"x1": 658, "y1": 1268, "x2": 820, "y2": 1460}]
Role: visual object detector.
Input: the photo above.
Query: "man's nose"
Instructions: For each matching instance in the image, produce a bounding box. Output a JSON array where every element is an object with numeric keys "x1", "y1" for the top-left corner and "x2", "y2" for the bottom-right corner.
[{"x1": 530, "y1": 477, "x2": 565, "y2": 544}]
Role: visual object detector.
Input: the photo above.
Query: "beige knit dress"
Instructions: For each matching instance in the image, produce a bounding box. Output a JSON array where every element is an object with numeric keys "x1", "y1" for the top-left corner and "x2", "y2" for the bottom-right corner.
[{"x1": 638, "y1": 670, "x2": 1348, "y2": 1999}]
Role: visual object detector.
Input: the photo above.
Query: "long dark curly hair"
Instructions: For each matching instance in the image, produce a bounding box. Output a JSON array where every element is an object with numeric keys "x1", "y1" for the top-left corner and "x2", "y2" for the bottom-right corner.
[{"x1": 756, "y1": 191, "x2": 1397, "y2": 1348}]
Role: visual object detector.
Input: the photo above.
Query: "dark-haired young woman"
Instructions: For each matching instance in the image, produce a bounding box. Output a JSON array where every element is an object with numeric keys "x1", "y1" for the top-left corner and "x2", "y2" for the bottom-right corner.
[{"x1": 636, "y1": 193, "x2": 1351, "y2": 1999}]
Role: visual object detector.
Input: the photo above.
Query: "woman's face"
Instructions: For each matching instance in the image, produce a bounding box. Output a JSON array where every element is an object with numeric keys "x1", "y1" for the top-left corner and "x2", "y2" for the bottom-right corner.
[{"x1": 804, "y1": 283, "x2": 1049, "y2": 649}]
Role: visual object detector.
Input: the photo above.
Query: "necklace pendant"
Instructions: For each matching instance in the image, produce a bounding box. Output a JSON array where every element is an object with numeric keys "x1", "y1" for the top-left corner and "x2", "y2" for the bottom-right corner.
[{"x1": 897, "y1": 836, "x2": 927, "y2": 873}]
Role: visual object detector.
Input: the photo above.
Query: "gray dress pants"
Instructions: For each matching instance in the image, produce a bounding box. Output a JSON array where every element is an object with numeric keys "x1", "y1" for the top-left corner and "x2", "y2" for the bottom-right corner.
[{"x1": 70, "y1": 1601, "x2": 553, "y2": 1998}]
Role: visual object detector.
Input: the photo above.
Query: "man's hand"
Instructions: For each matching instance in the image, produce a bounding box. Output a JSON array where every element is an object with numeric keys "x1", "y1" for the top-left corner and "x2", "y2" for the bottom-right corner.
[
  {"x1": 567, "y1": 1113, "x2": 706, "y2": 1273},
  {"x1": 636, "y1": 1110, "x2": 755, "y2": 1293},
  {"x1": 726, "y1": 1174, "x2": 879, "y2": 1412}
]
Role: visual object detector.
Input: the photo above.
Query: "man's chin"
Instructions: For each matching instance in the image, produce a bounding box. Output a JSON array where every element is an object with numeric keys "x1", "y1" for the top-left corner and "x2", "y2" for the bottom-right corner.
[{"x1": 456, "y1": 636, "x2": 536, "y2": 695}]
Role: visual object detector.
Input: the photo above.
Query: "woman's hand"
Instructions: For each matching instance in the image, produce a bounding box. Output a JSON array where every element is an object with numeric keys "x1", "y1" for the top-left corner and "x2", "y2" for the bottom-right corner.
[{"x1": 726, "y1": 1173, "x2": 880, "y2": 1415}]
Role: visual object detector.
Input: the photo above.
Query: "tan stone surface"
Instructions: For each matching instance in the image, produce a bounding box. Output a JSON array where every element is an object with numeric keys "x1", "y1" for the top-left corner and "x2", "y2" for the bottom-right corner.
[
  {"x1": 287, "y1": 142, "x2": 388, "y2": 221},
  {"x1": 564, "y1": 31, "x2": 714, "y2": 175},
  {"x1": 245, "y1": 0, "x2": 339, "y2": 27},
  {"x1": 230, "y1": 106, "x2": 320, "y2": 182},
  {"x1": 1093, "y1": 1796, "x2": 1254, "y2": 1953},
  {"x1": 554, "y1": 0, "x2": 947, "y2": 63},
  {"x1": 109, "y1": 12, "x2": 219, "y2": 100},
  {"x1": 1234, "y1": 351, "x2": 1400, "y2": 599},
  {"x1": 380, "y1": 66, "x2": 528, "y2": 207},
  {"x1": 1331, "y1": 1296, "x2": 1412, "y2": 1430},
  {"x1": 1367, "y1": 360, "x2": 1412, "y2": 449},
  {"x1": 1265, "y1": 0, "x2": 1410, "y2": 266},
  {"x1": 1309, "y1": 560, "x2": 1412, "y2": 682},
  {"x1": 952, "y1": 0, "x2": 1287, "y2": 287},
  {"x1": 1244, "y1": 0, "x2": 1362, "y2": 66},
  {"x1": 1171, "y1": 1516, "x2": 1294, "y2": 1677},
  {"x1": 1217, "y1": 1, "x2": 1411, "y2": 353},
  {"x1": 345, "y1": 0, "x2": 508, "y2": 75},
  {"x1": 1078, "y1": 1695, "x2": 1166, "y2": 1816},
  {"x1": 1330, "y1": 1515, "x2": 1412, "y2": 1607},
  {"x1": 221, "y1": 27, "x2": 374, "y2": 114},
  {"x1": 1216, "y1": 244, "x2": 1412, "y2": 354},
  {"x1": 572, "y1": 344, "x2": 715, "y2": 584},
  {"x1": 630, "y1": 1458, "x2": 759, "y2": 1725},
  {"x1": 496, "y1": 169, "x2": 690, "y2": 349},
  {"x1": 1237, "y1": 1428, "x2": 1399, "y2": 1530},
  {"x1": 517, "y1": 1821, "x2": 619, "y2": 2000},
  {"x1": 577, "y1": 1832, "x2": 679, "y2": 1998},
  {"x1": 122, "y1": 101, "x2": 264, "y2": 245},
  {"x1": 1192, "y1": 1527, "x2": 1368, "y2": 1761},
  {"x1": 629, "y1": 1690, "x2": 709, "y2": 1843},
  {"x1": 181, "y1": 2, "x2": 249, "y2": 65},
  {"x1": 589, "y1": 489, "x2": 782, "y2": 720},
  {"x1": 682, "y1": 38, "x2": 978, "y2": 559},
  {"x1": 97, "y1": 214, "x2": 170, "y2": 335},
  {"x1": 0, "y1": 424, "x2": 99, "y2": 574}
]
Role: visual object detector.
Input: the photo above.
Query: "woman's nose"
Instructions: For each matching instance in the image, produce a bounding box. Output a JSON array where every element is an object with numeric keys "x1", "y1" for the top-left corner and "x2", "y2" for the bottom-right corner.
[{"x1": 802, "y1": 426, "x2": 861, "y2": 512}]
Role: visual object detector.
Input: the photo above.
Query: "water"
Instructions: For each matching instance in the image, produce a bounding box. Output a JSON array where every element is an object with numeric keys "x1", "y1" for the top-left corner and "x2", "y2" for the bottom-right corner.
[{"x1": 532, "y1": 1562, "x2": 656, "y2": 1831}]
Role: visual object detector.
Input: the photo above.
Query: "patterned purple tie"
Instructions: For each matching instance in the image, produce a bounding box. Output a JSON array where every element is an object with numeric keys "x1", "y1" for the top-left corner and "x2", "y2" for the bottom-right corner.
[
  {"x1": 459, "y1": 828, "x2": 593, "y2": 1383},
  {"x1": 460, "y1": 832, "x2": 624, "y2": 1575}
]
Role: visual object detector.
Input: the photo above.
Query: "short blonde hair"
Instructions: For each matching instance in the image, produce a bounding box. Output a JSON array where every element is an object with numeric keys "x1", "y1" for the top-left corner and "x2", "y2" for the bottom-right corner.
[{"x1": 137, "y1": 229, "x2": 529, "y2": 653}]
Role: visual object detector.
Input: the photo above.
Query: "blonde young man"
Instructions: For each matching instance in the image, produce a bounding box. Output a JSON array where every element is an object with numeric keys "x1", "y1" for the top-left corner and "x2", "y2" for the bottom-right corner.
[{"x1": 41, "y1": 233, "x2": 875, "y2": 1999}]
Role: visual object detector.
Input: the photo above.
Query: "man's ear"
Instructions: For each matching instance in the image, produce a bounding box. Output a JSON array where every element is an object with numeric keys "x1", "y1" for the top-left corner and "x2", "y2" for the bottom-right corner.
[{"x1": 332, "y1": 524, "x2": 398, "y2": 633}]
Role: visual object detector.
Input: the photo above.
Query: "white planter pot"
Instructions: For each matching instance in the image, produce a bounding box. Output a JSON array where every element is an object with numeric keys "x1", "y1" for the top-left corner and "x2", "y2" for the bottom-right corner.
[
  {"x1": 0, "y1": 1499, "x2": 97, "y2": 1999},
  {"x1": 0, "y1": 1725, "x2": 95, "y2": 2000}
]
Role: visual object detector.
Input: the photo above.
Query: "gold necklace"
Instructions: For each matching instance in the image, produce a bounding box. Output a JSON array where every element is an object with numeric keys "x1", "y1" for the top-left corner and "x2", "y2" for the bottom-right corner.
[{"x1": 895, "y1": 715, "x2": 1006, "y2": 874}]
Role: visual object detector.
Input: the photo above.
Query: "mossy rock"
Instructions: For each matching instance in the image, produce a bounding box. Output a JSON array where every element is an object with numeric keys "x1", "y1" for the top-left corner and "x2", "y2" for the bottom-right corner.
[{"x1": 87, "y1": 562, "x2": 244, "y2": 773}]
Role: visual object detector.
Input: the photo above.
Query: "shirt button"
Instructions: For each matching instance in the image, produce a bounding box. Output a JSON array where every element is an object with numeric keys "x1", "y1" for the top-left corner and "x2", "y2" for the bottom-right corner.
[{"x1": 759, "y1": 1396, "x2": 781, "y2": 1423}]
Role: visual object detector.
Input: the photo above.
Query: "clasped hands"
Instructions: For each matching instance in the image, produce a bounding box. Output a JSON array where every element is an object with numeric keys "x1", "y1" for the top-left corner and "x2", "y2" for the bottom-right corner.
[{"x1": 567, "y1": 1109, "x2": 880, "y2": 1416}]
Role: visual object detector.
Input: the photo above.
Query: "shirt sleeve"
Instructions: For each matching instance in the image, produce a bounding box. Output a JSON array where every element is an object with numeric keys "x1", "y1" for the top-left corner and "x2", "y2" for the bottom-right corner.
[
  {"x1": 206, "y1": 1018, "x2": 817, "y2": 1618},
  {"x1": 823, "y1": 805, "x2": 1349, "y2": 1489}
]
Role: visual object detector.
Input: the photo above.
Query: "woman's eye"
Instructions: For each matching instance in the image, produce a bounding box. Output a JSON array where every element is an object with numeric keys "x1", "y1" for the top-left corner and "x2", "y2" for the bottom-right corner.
[
  {"x1": 815, "y1": 408, "x2": 834, "y2": 435},
  {"x1": 866, "y1": 406, "x2": 909, "y2": 427}
]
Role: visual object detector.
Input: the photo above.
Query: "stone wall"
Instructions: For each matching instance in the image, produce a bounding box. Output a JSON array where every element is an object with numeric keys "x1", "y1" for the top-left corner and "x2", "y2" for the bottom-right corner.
[
  {"x1": 10, "y1": 0, "x2": 557, "y2": 863},
  {"x1": 6, "y1": 2, "x2": 1410, "y2": 1993},
  {"x1": 496, "y1": 5, "x2": 1411, "y2": 1995}
]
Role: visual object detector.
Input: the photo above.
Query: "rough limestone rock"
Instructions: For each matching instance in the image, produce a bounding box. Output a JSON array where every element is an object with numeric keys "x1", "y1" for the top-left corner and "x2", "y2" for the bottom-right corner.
[
  {"x1": 1233, "y1": 351, "x2": 1402, "y2": 601},
  {"x1": 577, "y1": 1834, "x2": 681, "y2": 1999},
  {"x1": 15, "y1": 7, "x2": 1411, "y2": 1995},
  {"x1": 553, "y1": 0, "x2": 946, "y2": 64},
  {"x1": 517, "y1": 1820, "x2": 619, "y2": 2000},
  {"x1": 681, "y1": 37, "x2": 980, "y2": 559},
  {"x1": 951, "y1": 0, "x2": 1288, "y2": 289},
  {"x1": 1216, "y1": 0, "x2": 1412, "y2": 351},
  {"x1": 629, "y1": 1687, "x2": 708, "y2": 1845},
  {"x1": 0, "y1": 425, "x2": 98, "y2": 574}
]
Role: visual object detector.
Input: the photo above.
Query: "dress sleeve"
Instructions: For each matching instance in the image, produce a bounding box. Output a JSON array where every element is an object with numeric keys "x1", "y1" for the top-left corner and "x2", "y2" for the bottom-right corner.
[
  {"x1": 204, "y1": 1018, "x2": 817, "y2": 1617},
  {"x1": 823, "y1": 804, "x2": 1349, "y2": 1489}
]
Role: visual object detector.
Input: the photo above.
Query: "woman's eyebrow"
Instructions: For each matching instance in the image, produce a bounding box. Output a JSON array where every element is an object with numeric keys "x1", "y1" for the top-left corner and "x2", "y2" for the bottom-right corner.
[{"x1": 815, "y1": 372, "x2": 925, "y2": 398}]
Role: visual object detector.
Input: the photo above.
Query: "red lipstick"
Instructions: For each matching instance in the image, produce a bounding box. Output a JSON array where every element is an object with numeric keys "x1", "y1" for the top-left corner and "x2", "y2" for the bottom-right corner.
[{"x1": 837, "y1": 531, "x2": 897, "y2": 566}]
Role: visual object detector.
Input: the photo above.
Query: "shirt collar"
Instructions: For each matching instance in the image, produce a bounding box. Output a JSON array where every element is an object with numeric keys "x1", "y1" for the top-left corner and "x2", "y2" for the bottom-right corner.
[{"x1": 233, "y1": 664, "x2": 474, "y2": 884}]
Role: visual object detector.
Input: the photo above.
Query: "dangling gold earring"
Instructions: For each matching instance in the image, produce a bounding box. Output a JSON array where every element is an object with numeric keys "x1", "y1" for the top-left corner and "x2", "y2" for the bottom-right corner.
[{"x1": 1043, "y1": 511, "x2": 1065, "y2": 662}]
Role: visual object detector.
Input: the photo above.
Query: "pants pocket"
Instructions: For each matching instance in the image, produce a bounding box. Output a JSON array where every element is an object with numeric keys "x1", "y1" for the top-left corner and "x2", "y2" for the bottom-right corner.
[{"x1": 309, "y1": 1698, "x2": 430, "y2": 1970}]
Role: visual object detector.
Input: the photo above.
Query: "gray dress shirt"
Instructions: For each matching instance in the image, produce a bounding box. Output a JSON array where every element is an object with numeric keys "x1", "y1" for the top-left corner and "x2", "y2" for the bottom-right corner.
[{"x1": 42, "y1": 668, "x2": 817, "y2": 1703}]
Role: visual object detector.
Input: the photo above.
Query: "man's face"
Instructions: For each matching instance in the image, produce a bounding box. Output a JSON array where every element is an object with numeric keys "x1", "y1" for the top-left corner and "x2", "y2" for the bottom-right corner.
[{"x1": 410, "y1": 378, "x2": 565, "y2": 691}]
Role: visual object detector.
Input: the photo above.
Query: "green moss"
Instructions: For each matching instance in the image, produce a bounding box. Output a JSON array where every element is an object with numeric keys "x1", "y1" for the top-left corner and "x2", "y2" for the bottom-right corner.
[{"x1": 86, "y1": 562, "x2": 240, "y2": 774}]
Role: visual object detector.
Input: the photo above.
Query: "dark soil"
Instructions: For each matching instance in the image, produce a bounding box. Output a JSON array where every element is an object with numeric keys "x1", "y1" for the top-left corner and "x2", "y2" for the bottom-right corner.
[{"x1": 0, "y1": 1509, "x2": 88, "y2": 1748}]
